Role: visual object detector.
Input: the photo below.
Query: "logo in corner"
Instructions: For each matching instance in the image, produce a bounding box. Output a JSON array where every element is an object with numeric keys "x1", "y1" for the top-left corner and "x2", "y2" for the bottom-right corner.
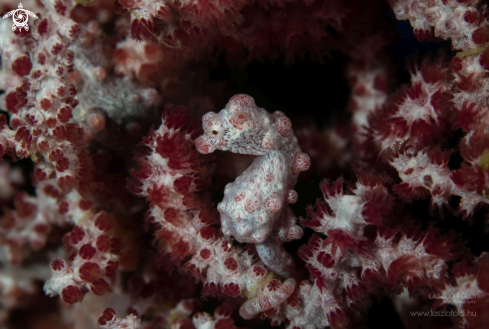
[{"x1": 2, "y1": 3, "x2": 38, "y2": 32}]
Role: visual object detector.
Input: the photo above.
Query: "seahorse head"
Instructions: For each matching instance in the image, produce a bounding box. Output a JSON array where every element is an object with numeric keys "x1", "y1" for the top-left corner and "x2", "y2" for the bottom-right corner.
[{"x1": 195, "y1": 94, "x2": 275, "y2": 155}]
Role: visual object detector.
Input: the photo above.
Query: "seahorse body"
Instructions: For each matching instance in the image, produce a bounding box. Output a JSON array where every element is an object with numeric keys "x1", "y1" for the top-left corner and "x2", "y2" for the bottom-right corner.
[{"x1": 195, "y1": 94, "x2": 310, "y2": 277}]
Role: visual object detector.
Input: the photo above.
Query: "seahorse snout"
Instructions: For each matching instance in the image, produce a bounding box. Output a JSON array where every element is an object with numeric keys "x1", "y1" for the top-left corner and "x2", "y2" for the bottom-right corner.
[{"x1": 195, "y1": 135, "x2": 216, "y2": 154}]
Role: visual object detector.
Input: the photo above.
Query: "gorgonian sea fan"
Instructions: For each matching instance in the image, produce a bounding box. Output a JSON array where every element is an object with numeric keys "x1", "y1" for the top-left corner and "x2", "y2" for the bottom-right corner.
[{"x1": 0, "y1": 0, "x2": 488, "y2": 328}]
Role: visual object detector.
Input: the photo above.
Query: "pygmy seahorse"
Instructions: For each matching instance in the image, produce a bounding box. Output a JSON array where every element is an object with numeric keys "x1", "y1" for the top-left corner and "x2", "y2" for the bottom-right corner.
[{"x1": 195, "y1": 94, "x2": 310, "y2": 277}]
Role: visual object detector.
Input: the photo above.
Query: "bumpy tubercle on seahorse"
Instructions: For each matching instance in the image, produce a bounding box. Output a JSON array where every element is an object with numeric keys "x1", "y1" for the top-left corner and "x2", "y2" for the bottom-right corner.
[{"x1": 195, "y1": 94, "x2": 310, "y2": 277}]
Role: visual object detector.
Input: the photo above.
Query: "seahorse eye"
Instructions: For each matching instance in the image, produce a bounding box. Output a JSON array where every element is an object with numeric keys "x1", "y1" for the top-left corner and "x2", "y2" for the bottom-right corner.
[{"x1": 212, "y1": 130, "x2": 218, "y2": 135}]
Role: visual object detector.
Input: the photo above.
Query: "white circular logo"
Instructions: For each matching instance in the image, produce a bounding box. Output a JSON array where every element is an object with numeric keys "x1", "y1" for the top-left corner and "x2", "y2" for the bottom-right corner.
[{"x1": 2, "y1": 3, "x2": 38, "y2": 32}]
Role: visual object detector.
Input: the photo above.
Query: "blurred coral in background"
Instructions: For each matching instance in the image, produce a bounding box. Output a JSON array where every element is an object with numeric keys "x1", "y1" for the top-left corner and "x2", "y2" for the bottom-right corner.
[{"x1": 0, "y1": 0, "x2": 488, "y2": 328}]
